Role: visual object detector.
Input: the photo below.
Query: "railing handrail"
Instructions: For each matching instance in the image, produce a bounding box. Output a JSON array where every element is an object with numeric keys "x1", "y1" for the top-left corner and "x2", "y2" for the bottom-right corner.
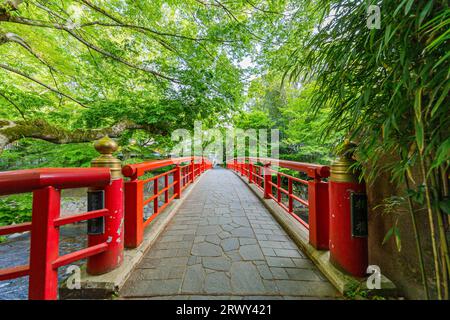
[
  {"x1": 122, "y1": 156, "x2": 209, "y2": 179},
  {"x1": 0, "y1": 168, "x2": 111, "y2": 196},
  {"x1": 230, "y1": 157, "x2": 330, "y2": 179}
]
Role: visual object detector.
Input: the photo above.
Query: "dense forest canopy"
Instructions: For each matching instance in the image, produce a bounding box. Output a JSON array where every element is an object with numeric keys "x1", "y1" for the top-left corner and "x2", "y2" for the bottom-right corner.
[{"x1": 0, "y1": 0, "x2": 317, "y2": 155}]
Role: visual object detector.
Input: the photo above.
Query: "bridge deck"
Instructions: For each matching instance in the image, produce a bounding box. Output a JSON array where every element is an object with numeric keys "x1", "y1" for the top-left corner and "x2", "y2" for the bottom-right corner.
[{"x1": 120, "y1": 168, "x2": 339, "y2": 299}]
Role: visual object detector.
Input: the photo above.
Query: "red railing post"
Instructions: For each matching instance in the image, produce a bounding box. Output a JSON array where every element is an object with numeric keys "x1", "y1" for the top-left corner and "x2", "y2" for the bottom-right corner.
[
  {"x1": 174, "y1": 164, "x2": 181, "y2": 199},
  {"x1": 277, "y1": 173, "x2": 281, "y2": 202},
  {"x1": 329, "y1": 142, "x2": 368, "y2": 276},
  {"x1": 87, "y1": 137, "x2": 124, "y2": 274},
  {"x1": 288, "y1": 179, "x2": 293, "y2": 213},
  {"x1": 164, "y1": 174, "x2": 169, "y2": 203},
  {"x1": 264, "y1": 163, "x2": 272, "y2": 199},
  {"x1": 191, "y1": 158, "x2": 195, "y2": 183},
  {"x1": 124, "y1": 178, "x2": 144, "y2": 248},
  {"x1": 307, "y1": 177, "x2": 329, "y2": 250},
  {"x1": 248, "y1": 163, "x2": 253, "y2": 184},
  {"x1": 153, "y1": 178, "x2": 159, "y2": 214},
  {"x1": 28, "y1": 186, "x2": 60, "y2": 300}
]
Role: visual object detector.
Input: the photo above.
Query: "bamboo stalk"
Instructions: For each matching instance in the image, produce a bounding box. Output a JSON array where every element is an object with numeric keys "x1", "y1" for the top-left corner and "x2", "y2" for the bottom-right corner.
[
  {"x1": 430, "y1": 163, "x2": 450, "y2": 300},
  {"x1": 419, "y1": 152, "x2": 442, "y2": 299},
  {"x1": 404, "y1": 171, "x2": 429, "y2": 299}
]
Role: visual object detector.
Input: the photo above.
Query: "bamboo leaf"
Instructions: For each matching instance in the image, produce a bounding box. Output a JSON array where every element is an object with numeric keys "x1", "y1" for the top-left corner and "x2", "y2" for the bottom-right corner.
[
  {"x1": 431, "y1": 138, "x2": 450, "y2": 169},
  {"x1": 382, "y1": 227, "x2": 394, "y2": 245},
  {"x1": 405, "y1": 0, "x2": 414, "y2": 14},
  {"x1": 394, "y1": 0, "x2": 409, "y2": 16},
  {"x1": 406, "y1": 167, "x2": 416, "y2": 184},
  {"x1": 439, "y1": 200, "x2": 450, "y2": 215},
  {"x1": 415, "y1": 120, "x2": 424, "y2": 152},
  {"x1": 419, "y1": 1, "x2": 434, "y2": 27},
  {"x1": 414, "y1": 88, "x2": 422, "y2": 121},
  {"x1": 394, "y1": 227, "x2": 402, "y2": 252}
]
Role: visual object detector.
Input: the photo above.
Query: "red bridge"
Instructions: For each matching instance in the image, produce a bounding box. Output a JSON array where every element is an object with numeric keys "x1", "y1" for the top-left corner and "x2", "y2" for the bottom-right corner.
[{"x1": 0, "y1": 137, "x2": 370, "y2": 300}]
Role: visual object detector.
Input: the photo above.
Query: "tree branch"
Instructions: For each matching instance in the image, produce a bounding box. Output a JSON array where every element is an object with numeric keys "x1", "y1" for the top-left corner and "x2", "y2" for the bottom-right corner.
[
  {"x1": 0, "y1": 63, "x2": 88, "y2": 108},
  {"x1": 0, "y1": 31, "x2": 58, "y2": 72},
  {"x1": 0, "y1": 91, "x2": 26, "y2": 119},
  {"x1": 0, "y1": 119, "x2": 168, "y2": 151},
  {"x1": 4, "y1": 16, "x2": 180, "y2": 83}
]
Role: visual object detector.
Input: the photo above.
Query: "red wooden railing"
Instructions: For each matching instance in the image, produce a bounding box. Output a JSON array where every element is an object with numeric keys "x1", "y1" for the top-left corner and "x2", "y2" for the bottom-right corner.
[
  {"x1": 122, "y1": 157, "x2": 212, "y2": 248},
  {"x1": 227, "y1": 157, "x2": 330, "y2": 250},
  {"x1": 0, "y1": 168, "x2": 112, "y2": 300}
]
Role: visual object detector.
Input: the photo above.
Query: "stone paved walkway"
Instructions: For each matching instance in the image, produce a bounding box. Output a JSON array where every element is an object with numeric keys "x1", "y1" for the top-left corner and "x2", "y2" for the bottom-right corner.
[{"x1": 120, "y1": 168, "x2": 339, "y2": 299}]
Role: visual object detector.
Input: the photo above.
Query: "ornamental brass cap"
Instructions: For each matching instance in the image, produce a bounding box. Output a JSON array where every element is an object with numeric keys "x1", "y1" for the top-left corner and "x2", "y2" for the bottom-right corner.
[
  {"x1": 91, "y1": 136, "x2": 122, "y2": 180},
  {"x1": 330, "y1": 140, "x2": 360, "y2": 183}
]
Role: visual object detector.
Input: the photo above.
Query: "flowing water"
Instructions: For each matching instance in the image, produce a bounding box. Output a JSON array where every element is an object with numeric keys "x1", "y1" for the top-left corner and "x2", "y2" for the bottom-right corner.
[{"x1": 0, "y1": 223, "x2": 87, "y2": 300}]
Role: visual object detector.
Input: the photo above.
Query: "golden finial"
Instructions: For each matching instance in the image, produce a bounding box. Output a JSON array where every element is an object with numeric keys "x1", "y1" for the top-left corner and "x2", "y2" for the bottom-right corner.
[
  {"x1": 91, "y1": 136, "x2": 122, "y2": 180},
  {"x1": 330, "y1": 139, "x2": 360, "y2": 183},
  {"x1": 94, "y1": 136, "x2": 119, "y2": 155}
]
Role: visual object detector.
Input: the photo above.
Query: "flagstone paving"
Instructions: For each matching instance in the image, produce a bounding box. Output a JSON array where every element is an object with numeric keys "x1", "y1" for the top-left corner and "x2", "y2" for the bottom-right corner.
[{"x1": 120, "y1": 168, "x2": 339, "y2": 300}]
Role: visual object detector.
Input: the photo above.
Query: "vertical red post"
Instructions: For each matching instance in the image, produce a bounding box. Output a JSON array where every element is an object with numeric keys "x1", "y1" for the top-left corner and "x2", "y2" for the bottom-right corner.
[
  {"x1": 164, "y1": 174, "x2": 169, "y2": 203},
  {"x1": 154, "y1": 178, "x2": 159, "y2": 214},
  {"x1": 288, "y1": 179, "x2": 293, "y2": 213},
  {"x1": 248, "y1": 163, "x2": 253, "y2": 184},
  {"x1": 174, "y1": 165, "x2": 181, "y2": 199},
  {"x1": 327, "y1": 141, "x2": 368, "y2": 277},
  {"x1": 28, "y1": 186, "x2": 60, "y2": 300},
  {"x1": 87, "y1": 136, "x2": 124, "y2": 274},
  {"x1": 329, "y1": 179, "x2": 367, "y2": 276},
  {"x1": 87, "y1": 177, "x2": 124, "y2": 274},
  {"x1": 191, "y1": 159, "x2": 195, "y2": 183},
  {"x1": 264, "y1": 164, "x2": 272, "y2": 199},
  {"x1": 277, "y1": 173, "x2": 281, "y2": 202},
  {"x1": 124, "y1": 179, "x2": 144, "y2": 248},
  {"x1": 307, "y1": 177, "x2": 329, "y2": 250}
]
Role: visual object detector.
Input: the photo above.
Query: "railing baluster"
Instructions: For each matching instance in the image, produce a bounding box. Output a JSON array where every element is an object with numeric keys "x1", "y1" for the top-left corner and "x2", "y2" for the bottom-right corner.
[
  {"x1": 191, "y1": 159, "x2": 195, "y2": 183},
  {"x1": 28, "y1": 186, "x2": 60, "y2": 300},
  {"x1": 174, "y1": 164, "x2": 181, "y2": 199},
  {"x1": 124, "y1": 178, "x2": 144, "y2": 249},
  {"x1": 288, "y1": 178, "x2": 293, "y2": 213},
  {"x1": 264, "y1": 164, "x2": 272, "y2": 199},
  {"x1": 154, "y1": 178, "x2": 159, "y2": 214},
  {"x1": 165, "y1": 174, "x2": 169, "y2": 203},
  {"x1": 277, "y1": 173, "x2": 281, "y2": 203}
]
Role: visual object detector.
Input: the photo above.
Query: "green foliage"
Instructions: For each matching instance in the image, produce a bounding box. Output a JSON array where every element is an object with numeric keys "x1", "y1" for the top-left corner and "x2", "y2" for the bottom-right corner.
[
  {"x1": 234, "y1": 77, "x2": 339, "y2": 164},
  {"x1": 0, "y1": 193, "x2": 32, "y2": 226},
  {"x1": 286, "y1": 0, "x2": 449, "y2": 299},
  {"x1": 1, "y1": 0, "x2": 291, "y2": 143},
  {"x1": 344, "y1": 281, "x2": 387, "y2": 300},
  {"x1": 287, "y1": 0, "x2": 449, "y2": 183},
  {"x1": 0, "y1": 139, "x2": 98, "y2": 170}
]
